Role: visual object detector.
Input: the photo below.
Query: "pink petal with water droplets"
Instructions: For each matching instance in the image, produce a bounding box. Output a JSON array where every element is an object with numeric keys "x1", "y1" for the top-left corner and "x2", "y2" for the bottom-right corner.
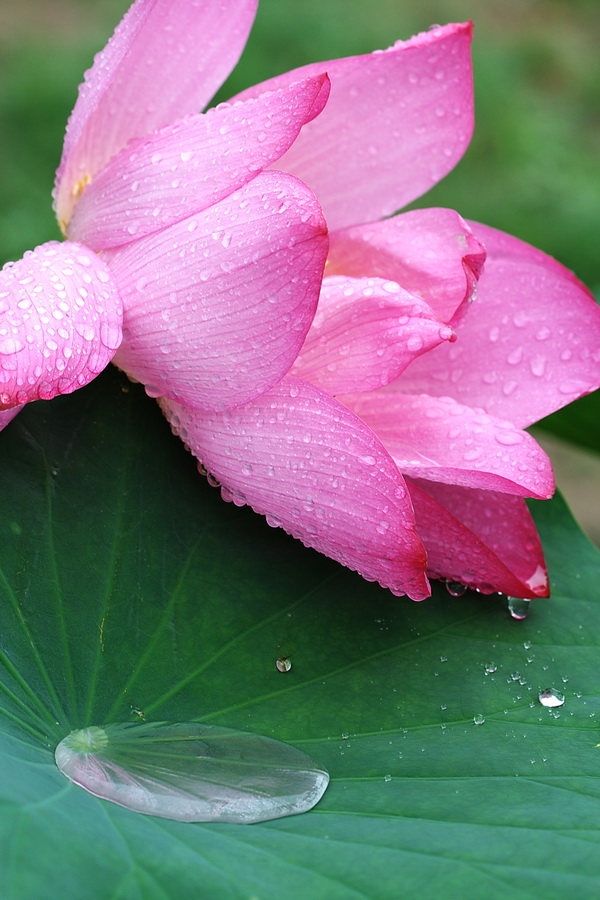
[
  {"x1": 108, "y1": 172, "x2": 327, "y2": 411},
  {"x1": 290, "y1": 275, "x2": 454, "y2": 394},
  {"x1": 327, "y1": 208, "x2": 485, "y2": 324},
  {"x1": 341, "y1": 391, "x2": 555, "y2": 498},
  {"x1": 159, "y1": 376, "x2": 430, "y2": 600},
  {"x1": 0, "y1": 405, "x2": 23, "y2": 431},
  {"x1": 68, "y1": 75, "x2": 330, "y2": 251},
  {"x1": 0, "y1": 242, "x2": 122, "y2": 409},
  {"x1": 55, "y1": 0, "x2": 258, "y2": 227},
  {"x1": 406, "y1": 478, "x2": 549, "y2": 598},
  {"x1": 233, "y1": 23, "x2": 474, "y2": 230},
  {"x1": 397, "y1": 222, "x2": 600, "y2": 426}
]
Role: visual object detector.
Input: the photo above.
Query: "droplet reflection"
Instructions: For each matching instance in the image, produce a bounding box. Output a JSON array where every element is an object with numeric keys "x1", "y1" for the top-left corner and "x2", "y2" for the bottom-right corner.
[
  {"x1": 538, "y1": 688, "x2": 565, "y2": 709},
  {"x1": 446, "y1": 580, "x2": 467, "y2": 597},
  {"x1": 508, "y1": 596, "x2": 532, "y2": 619}
]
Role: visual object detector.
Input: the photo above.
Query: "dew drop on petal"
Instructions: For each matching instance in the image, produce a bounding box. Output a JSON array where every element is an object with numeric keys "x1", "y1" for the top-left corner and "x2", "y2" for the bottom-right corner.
[
  {"x1": 538, "y1": 688, "x2": 565, "y2": 709},
  {"x1": 0, "y1": 337, "x2": 24, "y2": 355},
  {"x1": 55, "y1": 722, "x2": 329, "y2": 824},
  {"x1": 508, "y1": 596, "x2": 532, "y2": 620},
  {"x1": 446, "y1": 580, "x2": 467, "y2": 597}
]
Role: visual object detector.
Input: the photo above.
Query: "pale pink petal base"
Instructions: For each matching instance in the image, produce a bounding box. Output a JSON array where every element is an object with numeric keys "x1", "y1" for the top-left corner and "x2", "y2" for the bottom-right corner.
[
  {"x1": 398, "y1": 222, "x2": 600, "y2": 426},
  {"x1": 0, "y1": 405, "x2": 22, "y2": 432},
  {"x1": 342, "y1": 391, "x2": 554, "y2": 498},
  {"x1": 406, "y1": 478, "x2": 549, "y2": 598},
  {"x1": 233, "y1": 24, "x2": 474, "y2": 230},
  {"x1": 109, "y1": 172, "x2": 327, "y2": 411},
  {"x1": 55, "y1": 0, "x2": 259, "y2": 227},
  {"x1": 0, "y1": 242, "x2": 122, "y2": 409},
  {"x1": 327, "y1": 208, "x2": 485, "y2": 324},
  {"x1": 160, "y1": 376, "x2": 430, "y2": 600},
  {"x1": 68, "y1": 75, "x2": 330, "y2": 251},
  {"x1": 291, "y1": 275, "x2": 455, "y2": 394}
]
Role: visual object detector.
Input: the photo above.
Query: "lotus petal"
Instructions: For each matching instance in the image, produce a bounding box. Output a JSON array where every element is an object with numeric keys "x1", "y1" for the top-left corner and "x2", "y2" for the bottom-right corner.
[{"x1": 0, "y1": 242, "x2": 122, "y2": 409}]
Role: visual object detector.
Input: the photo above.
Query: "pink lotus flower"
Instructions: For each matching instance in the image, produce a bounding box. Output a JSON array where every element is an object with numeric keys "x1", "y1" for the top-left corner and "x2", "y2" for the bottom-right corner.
[
  {"x1": 2, "y1": 0, "x2": 599, "y2": 601},
  {"x1": 0, "y1": 0, "x2": 329, "y2": 417},
  {"x1": 151, "y1": 17, "x2": 600, "y2": 601}
]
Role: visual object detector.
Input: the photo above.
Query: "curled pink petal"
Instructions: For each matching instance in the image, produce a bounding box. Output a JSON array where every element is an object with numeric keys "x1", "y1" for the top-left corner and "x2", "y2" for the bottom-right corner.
[
  {"x1": 327, "y1": 208, "x2": 485, "y2": 324},
  {"x1": 290, "y1": 275, "x2": 455, "y2": 394},
  {"x1": 406, "y1": 478, "x2": 549, "y2": 598},
  {"x1": 397, "y1": 223, "x2": 600, "y2": 426},
  {"x1": 233, "y1": 23, "x2": 474, "y2": 229},
  {"x1": 159, "y1": 376, "x2": 430, "y2": 600},
  {"x1": 0, "y1": 242, "x2": 122, "y2": 409},
  {"x1": 68, "y1": 75, "x2": 330, "y2": 251},
  {"x1": 108, "y1": 172, "x2": 327, "y2": 411},
  {"x1": 55, "y1": 0, "x2": 258, "y2": 228},
  {"x1": 341, "y1": 392, "x2": 555, "y2": 499}
]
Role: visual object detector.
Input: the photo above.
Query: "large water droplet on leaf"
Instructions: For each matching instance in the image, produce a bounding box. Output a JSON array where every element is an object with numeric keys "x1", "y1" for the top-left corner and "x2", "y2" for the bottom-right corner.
[{"x1": 55, "y1": 722, "x2": 329, "y2": 824}]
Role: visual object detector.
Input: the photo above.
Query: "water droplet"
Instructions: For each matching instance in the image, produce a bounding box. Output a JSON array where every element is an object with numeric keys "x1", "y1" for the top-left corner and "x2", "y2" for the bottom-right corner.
[
  {"x1": 0, "y1": 338, "x2": 24, "y2": 355},
  {"x1": 538, "y1": 688, "x2": 565, "y2": 708},
  {"x1": 276, "y1": 657, "x2": 292, "y2": 673},
  {"x1": 508, "y1": 597, "x2": 531, "y2": 619},
  {"x1": 446, "y1": 580, "x2": 467, "y2": 597},
  {"x1": 407, "y1": 334, "x2": 424, "y2": 352},
  {"x1": 55, "y1": 722, "x2": 328, "y2": 823},
  {"x1": 495, "y1": 430, "x2": 524, "y2": 446},
  {"x1": 473, "y1": 714, "x2": 485, "y2": 725},
  {"x1": 530, "y1": 355, "x2": 546, "y2": 378},
  {"x1": 383, "y1": 774, "x2": 392, "y2": 783},
  {"x1": 507, "y1": 346, "x2": 523, "y2": 365},
  {"x1": 484, "y1": 663, "x2": 497, "y2": 674}
]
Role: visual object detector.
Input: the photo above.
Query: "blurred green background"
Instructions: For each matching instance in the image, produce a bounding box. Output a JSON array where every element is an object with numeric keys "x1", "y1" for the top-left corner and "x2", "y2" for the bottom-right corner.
[{"x1": 1, "y1": 0, "x2": 599, "y2": 538}]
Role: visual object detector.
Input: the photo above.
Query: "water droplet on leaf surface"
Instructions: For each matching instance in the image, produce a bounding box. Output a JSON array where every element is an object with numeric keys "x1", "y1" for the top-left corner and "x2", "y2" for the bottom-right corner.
[
  {"x1": 55, "y1": 722, "x2": 328, "y2": 824},
  {"x1": 473, "y1": 714, "x2": 485, "y2": 725},
  {"x1": 538, "y1": 688, "x2": 565, "y2": 709}
]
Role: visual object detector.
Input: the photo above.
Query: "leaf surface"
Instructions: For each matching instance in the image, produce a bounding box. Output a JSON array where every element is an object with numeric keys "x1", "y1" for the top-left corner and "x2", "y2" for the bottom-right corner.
[{"x1": 1, "y1": 369, "x2": 599, "y2": 899}]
